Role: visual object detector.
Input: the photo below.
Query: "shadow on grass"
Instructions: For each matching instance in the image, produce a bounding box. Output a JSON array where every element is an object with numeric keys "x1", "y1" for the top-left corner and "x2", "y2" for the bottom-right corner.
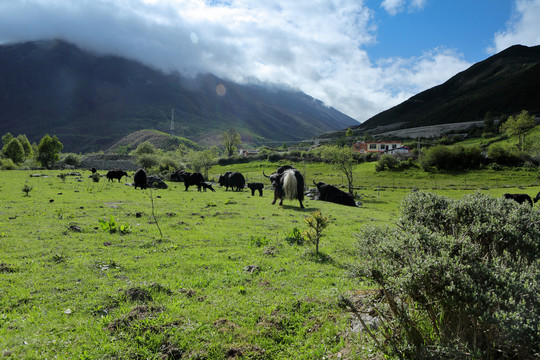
[
  {"x1": 303, "y1": 250, "x2": 335, "y2": 265},
  {"x1": 281, "y1": 205, "x2": 321, "y2": 212}
]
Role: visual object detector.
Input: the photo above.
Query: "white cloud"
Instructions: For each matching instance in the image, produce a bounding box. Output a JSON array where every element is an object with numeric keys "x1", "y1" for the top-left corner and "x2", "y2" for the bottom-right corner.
[
  {"x1": 381, "y1": 0, "x2": 426, "y2": 16},
  {"x1": 0, "y1": 0, "x2": 470, "y2": 122},
  {"x1": 491, "y1": 0, "x2": 540, "y2": 52}
]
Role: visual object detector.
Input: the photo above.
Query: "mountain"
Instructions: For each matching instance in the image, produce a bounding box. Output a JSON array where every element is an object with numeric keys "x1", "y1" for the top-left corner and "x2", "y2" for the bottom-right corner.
[
  {"x1": 353, "y1": 44, "x2": 540, "y2": 134},
  {"x1": 0, "y1": 40, "x2": 357, "y2": 153}
]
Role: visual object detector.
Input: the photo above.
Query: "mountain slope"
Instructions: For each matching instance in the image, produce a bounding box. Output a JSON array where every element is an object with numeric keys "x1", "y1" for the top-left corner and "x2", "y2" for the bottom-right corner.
[
  {"x1": 0, "y1": 40, "x2": 357, "y2": 152},
  {"x1": 356, "y1": 44, "x2": 540, "y2": 132}
]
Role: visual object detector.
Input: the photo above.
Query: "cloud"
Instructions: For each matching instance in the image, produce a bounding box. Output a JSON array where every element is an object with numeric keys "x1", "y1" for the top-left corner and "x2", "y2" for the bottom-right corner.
[
  {"x1": 491, "y1": 0, "x2": 540, "y2": 52},
  {"x1": 381, "y1": 0, "x2": 426, "y2": 16},
  {"x1": 0, "y1": 0, "x2": 469, "y2": 122}
]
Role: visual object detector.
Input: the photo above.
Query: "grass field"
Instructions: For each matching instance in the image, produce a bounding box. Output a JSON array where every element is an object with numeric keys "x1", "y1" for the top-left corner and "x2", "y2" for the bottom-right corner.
[{"x1": 1, "y1": 163, "x2": 539, "y2": 359}]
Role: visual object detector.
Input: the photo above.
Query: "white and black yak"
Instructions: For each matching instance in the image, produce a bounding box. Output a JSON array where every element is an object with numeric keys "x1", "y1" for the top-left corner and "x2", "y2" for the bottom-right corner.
[
  {"x1": 218, "y1": 171, "x2": 246, "y2": 191},
  {"x1": 263, "y1": 165, "x2": 305, "y2": 208},
  {"x1": 313, "y1": 181, "x2": 357, "y2": 207},
  {"x1": 170, "y1": 170, "x2": 205, "y2": 191},
  {"x1": 133, "y1": 168, "x2": 148, "y2": 189}
]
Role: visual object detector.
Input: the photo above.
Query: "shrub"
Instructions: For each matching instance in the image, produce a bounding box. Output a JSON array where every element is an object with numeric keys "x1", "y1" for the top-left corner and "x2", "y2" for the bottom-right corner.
[
  {"x1": 348, "y1": 191, "x2": 540, "y2": 359},
  {"x1": 132, "y1": 141, "x2": 156, "y2": 156},
  {"x1": 0, "y1": 158, "x2": 17, "y2": 170},
  {"x1": 487, "y1": 143, "x2": 525, "y2": 167},
  {"x1": 420, "y1": 145, "x2": 483, "y2": 171},
  {"x1": 60, "y1": 153, "x2": 81, "y2": 167},
  {"x1": 136, "y1": 154, "x2": 160, "y2": 169},
  {"x1": 375, "y1": 154, "x2": 399, "y2": 171}
]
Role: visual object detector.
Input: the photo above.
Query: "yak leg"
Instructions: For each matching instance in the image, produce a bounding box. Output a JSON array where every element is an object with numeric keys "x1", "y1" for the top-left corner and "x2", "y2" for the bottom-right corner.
[
  {"x1": 298, "y1": 199, "x2": 304, "y2": 208},
  {"x1": 271, "y1": 189, "x2": 279, "y2": 205},
  {"x1": 258, "y1": 189, "x2": 263, "y2": 197}
]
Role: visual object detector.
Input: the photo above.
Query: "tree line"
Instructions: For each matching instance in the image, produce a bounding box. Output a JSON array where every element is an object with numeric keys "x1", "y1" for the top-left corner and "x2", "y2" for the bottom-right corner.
[{"x1": 1, "y1": 133, "x2": 63, "y2": 169}]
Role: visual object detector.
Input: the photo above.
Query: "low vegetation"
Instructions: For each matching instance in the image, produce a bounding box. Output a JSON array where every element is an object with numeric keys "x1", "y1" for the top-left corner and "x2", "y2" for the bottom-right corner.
[{"x1": 1, "y1": 118, "x2": 539, "y2": 358}]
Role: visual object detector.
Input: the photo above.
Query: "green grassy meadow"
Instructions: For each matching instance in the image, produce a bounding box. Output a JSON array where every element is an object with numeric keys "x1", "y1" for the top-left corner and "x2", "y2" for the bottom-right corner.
[{"x1": 1, "y1": 163, "x2": 539, "y2": 359}]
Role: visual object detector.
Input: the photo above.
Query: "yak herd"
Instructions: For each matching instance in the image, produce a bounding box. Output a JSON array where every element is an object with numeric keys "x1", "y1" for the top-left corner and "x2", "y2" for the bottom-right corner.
[
  {"x1": 94, "y1": 165, "x2": 359, "y2": 208},
  {"x1": 95, "y1": 166, "x2": 540, "y2": 209}
]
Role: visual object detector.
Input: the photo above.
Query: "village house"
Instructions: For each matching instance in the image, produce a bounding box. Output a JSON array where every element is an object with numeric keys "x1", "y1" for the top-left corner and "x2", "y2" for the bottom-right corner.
[{"x1": 352, "y1": 140, "x2": 407, "y2": 153}]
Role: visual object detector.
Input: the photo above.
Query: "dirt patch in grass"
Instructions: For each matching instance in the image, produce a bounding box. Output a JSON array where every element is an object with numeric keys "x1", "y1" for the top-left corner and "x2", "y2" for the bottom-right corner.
[
  {"x1": 107, "y1": 304, "x2": 164, "y2": 332},
  {"x1": 124, "y1": 287, "x2": 153, "y2": 302}
]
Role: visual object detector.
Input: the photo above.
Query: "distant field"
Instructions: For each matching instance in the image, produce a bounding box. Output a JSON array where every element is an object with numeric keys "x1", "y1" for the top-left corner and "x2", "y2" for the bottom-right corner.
[{"x1": 1, "y1": 164, "x2": 539, "y2": 359}]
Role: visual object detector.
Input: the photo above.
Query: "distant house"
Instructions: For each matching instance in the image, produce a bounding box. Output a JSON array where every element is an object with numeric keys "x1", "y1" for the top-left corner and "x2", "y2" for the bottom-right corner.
[
  {"x1": 239, "y1": 148, "x2": 260, "y2": 157},
  {"x1": 352, "y1": 140, "x2": 406, "y2": 153},
  {"x1": 386, "y1": 146, "x2": 411, "y2": 154}
]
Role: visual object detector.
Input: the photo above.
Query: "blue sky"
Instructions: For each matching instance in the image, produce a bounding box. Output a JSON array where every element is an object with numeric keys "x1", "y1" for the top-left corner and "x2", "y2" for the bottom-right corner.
[
  {"x1": 0, "y1": 0, "x2": 539, "y2": 122},
  {"x1": 367, "y1": 0, "x2": 514, "y2": 63}
]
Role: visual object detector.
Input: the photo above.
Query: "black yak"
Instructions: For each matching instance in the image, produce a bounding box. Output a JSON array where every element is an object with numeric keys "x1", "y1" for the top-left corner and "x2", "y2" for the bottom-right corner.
[
  {"x1": 503, "y1": 193, "x2": 533, "y2": 206},
  {"x1": 313, "y1": 181, "x2": 356, "y2": 207},
  {"x1": 199, "y1": 182, "x2": 216, "y2": 192},
  {"x1": 263, "y1": 165, "x2": 305, "y2": 208},
  {"x1": 106, "y1": 169, "x2": 128, "y2": 182},
  {"x1": 170, "y1": 170, "x2": 205, "y2": 191},
  {"x1": 247, "y1": 182, "x2": 264, "y2": 197},
  {"x1": 133, "y1": 168, "x2": 148, "y2": 189},
  {"x1": 218, "y1": 171, "x2": 246, "y2": 191}
]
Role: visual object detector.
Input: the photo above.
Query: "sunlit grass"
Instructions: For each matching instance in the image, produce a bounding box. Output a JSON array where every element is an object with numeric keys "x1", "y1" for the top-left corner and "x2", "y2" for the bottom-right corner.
[{"x1": 0, "y1": 164, "x2": 539, "y2": 358}]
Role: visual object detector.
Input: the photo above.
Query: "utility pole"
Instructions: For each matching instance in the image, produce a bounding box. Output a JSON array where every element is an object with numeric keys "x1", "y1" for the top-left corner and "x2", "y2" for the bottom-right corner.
[{"x1": 170, "y1": 109, "x2": 175, "y2": 135}]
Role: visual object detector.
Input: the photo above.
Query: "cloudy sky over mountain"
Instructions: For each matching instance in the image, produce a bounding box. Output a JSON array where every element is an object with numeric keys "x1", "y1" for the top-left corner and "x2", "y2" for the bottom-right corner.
[{"x1": 1, "y1": 0, "x2": 539, "y2": 122}]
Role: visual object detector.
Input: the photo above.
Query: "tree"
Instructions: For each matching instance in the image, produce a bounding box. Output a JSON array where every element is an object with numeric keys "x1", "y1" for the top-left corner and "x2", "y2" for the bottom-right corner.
[
  {"x1": 499, "y1": 110, "x2": 535, "y2": 151},
  {"x1": 17, "y1": 134, "x2": 33, "y2": 159},
  {"x1": 346, "y1": 128, "x2": 353, "y2": 138},
  {"x1": 132, "y1": 141, "x2": 156, "y2": 156},
  {"x1": 2, "y1": 132, "x2": 14, "y2": 149},
  {"x1": 302, "y1": 210, "x2": 329, "y2": 256},
  {"x1": 221, "y1": 128, "x2": 241, "y2": 156},
  {"x1": 3, "y1": 138, "x2": 25, "y2": 163},
  {"x1": 37, "y1": 134, "x2": 63, "y2": 169},
  {"x1": 321, "y1": 145, "x2": 355, "y2": 194},
  {"x1": 187, "y1": 147, "x2": 218, "y2": 179}
]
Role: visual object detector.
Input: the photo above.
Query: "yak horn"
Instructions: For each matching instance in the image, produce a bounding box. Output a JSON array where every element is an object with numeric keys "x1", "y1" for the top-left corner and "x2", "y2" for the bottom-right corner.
[
  {"x1": 263, "y1": 170, "x2": 270, "y2": 178},
  {"x1": 313, "y1": 180, "x2": 317, "y2": 186}
]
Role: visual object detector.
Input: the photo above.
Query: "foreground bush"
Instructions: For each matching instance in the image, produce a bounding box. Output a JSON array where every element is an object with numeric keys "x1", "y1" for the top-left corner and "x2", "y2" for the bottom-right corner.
[{"x1": 349, "y1": 191, "x2": 539, "y2": 359}]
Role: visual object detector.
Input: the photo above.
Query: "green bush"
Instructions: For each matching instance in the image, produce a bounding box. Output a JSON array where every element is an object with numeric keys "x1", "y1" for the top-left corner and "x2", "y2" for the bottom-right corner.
[
  {"x1": 375, "y1": 154, "x2": 399, "y2": 171},
  {"x1": 61, "y1": 153, "x2": 81, "y2": 167},
  {"x1": 136, "y1": 154, "x2": 160, "y2": 169},
  {"x1": 0, "y1": 158, "x2": 18, "y2": 170},
  {"x1": 420, "y1": 145, "x2": 483, "y2": 171},
  {"x1": 487, "y1": 143, "x2": 526, "y2": 167},
  {"x1": 349, "y1": 191, "x2": 540, "y2": 359}
]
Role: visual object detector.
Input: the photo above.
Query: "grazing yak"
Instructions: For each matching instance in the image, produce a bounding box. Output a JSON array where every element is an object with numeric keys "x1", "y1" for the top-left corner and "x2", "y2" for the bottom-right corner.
[
  {"x1": 263, "y1": 165, "x2": 305, "y2": 208},
  {"x1": 219, "y1": 171, "x2": 246, "y2": 191},
  {"x1": 313, "y1": 181, "x2": 357, "y2": 207},
  {"x1": 170, "y1": 170, "x2": 205, "y2": 191},
  {"x1": 133, "y1": 168, "x2": 148, "y2": 189},
  {"x1": 199, "y1": 182, "x2": 216, "y2": 192},
  {"x1": 504, "y1": 192, "x2": 540, "y2": 206},
  {"x1": 504, "y1": 193, "x2": 533, "y2": 206},
  {"x1": 106, "y1": 169, "x2": 128, "y2": 182},
  {"x1": 247, "y1": 182, "x2": 264, "y2": 197}
]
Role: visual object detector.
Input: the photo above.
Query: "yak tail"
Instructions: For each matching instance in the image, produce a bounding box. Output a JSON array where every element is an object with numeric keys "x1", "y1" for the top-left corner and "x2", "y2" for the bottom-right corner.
[{"x1": 282, "y1": 169, "x2": 298, "y2": 201}]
